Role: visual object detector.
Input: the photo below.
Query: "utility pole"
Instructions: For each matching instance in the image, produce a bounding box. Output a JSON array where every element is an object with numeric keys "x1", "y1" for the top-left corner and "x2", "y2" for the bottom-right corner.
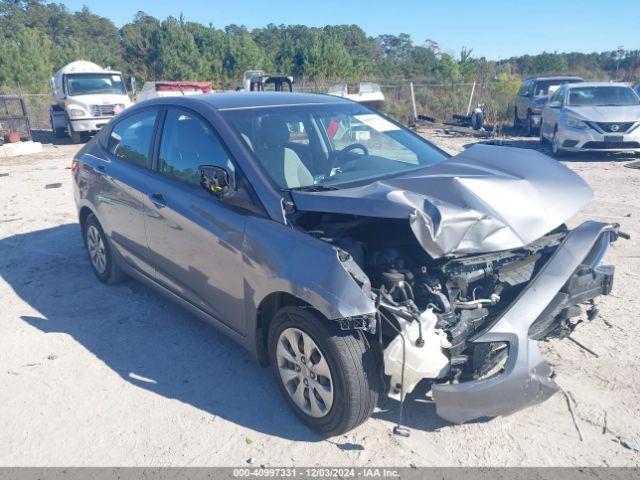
[{"x1": 616, "y1": 45, "x2": 624, "y2": 81}]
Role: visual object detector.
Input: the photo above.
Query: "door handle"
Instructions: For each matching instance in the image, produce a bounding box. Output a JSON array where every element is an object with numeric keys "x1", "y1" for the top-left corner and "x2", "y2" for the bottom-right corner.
[
  {"x1": 93, "y1": 165, "x2": 106, "y2": 175},
  {"x1": 148, "y1": 193, "x2": 166, "y2": 209}
]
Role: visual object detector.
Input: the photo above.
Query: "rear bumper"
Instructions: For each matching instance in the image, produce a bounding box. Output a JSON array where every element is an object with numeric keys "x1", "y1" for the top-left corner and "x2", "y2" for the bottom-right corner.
[{"x1": 432, "y1": 221, "x2": 618, "y2": 423}]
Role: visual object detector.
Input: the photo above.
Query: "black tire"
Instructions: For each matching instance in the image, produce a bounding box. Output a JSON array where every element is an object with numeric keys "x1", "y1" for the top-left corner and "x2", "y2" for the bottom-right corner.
[
  {"x1": 69, "y1": 127, "x2": 83, "y2": 144},
  {"x1": 268, "y1": 307, "x2": 380, "y2": 436},
  {"x1": 66, "y1": 117, "x2": 84, "y2": 144},
  {"x1": 82, "y1": 214, "x2": 126, "y2": 284},
  {"x1": 551, "y1": 128, "x2": 566, "y2": 158},
  {"x1": 50, "y1": 115, "x2": 65, "y2": 139},
  {"x1": 525, "y1": 113, "x2": 533, "y2": 136},
  {"x1": 539, "y1": 126, "x2": 548, "y2": 145}
]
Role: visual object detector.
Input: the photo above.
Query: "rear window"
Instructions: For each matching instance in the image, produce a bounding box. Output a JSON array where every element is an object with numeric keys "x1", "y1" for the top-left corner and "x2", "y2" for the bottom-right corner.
[{"x1": 533, "y1": 79, "x2": 583, "y2": 97}]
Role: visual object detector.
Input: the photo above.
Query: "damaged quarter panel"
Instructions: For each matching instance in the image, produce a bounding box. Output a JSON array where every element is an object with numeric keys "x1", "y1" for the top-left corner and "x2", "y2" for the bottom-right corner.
[{"x1": 292, "y1": 144, "x2": 593, "y2": 258}]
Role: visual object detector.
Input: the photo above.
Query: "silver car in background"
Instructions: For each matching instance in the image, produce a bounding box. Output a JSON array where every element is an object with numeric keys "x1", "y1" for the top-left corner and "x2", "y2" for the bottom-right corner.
[{"x1": 540, "y1": 82, "x2": 640, "y2": 156}]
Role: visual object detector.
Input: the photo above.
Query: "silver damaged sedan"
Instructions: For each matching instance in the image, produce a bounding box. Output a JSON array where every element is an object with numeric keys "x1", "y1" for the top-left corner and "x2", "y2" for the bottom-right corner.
[{"x1": 72, "y1": 92, "x2": 625, "y2": 436}]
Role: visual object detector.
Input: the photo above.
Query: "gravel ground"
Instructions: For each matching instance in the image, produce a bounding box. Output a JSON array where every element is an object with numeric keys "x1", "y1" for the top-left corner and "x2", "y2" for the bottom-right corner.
[{"x1": 0, "y1": 130, "x2": 639, "y2": 466}]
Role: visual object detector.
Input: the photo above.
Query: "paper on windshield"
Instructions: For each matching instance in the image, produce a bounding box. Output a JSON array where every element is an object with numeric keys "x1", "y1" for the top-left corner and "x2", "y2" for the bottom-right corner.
[{"x1": 354, "y1": 114, "x2": 400, "y2": 132}]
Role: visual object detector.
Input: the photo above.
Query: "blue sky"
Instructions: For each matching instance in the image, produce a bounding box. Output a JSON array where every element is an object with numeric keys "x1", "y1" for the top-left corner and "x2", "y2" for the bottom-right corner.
[{"x1": 59, "y1": 0, "x2": 639, "y2": 59}]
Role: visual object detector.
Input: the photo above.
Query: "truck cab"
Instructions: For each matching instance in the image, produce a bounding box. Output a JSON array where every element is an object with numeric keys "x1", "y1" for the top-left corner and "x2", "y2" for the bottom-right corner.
[{"x1": 50, "y1": 61, "x2": 132, "y2": 143}]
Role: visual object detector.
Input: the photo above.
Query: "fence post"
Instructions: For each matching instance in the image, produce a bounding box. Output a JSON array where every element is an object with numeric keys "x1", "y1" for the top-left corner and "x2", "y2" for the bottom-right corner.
[
  {"x1": 409, "y1": 82, "x2": 417, "y2": 121},
  {"x1": 466, "y1": 81, "x2": 476, "y2": 116}
]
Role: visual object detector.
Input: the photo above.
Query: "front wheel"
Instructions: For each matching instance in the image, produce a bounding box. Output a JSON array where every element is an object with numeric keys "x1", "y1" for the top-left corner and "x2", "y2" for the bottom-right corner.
[
  {"x1": 539, "y1": 126, "x2": 548, "y2": 145},
  {"x1": 268, "y1": 307, "x2": 380, "y2": 436},
  {"x1": 551, "y1": 129, "x2": 566, "y2": 157},
  {"x1": 67, "y1": 120, "x2": 83, "y2": 144}
]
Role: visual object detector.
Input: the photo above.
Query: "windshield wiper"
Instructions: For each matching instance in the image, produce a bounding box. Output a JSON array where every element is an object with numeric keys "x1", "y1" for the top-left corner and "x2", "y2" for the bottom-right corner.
[{"x1": 289, "y1": 184, "x2": 339, "y2": 192}]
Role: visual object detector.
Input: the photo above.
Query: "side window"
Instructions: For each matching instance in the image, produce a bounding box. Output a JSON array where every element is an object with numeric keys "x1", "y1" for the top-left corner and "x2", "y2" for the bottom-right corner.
[
  {"x1": 107, "y1": 109, "x2": 157, "y2": 168},
  {"x1": 158, "y1": 109, "x2": 234, "y2": 187},
  {"x1": 518, "y1": 80, "x2": 529, "y2": 96},
  {"x1": 526, "y1": 80, "x2": 535, "y2": 97},
  {"x1": 551, "y1": 87, "x2": 564, "y2": 104}
]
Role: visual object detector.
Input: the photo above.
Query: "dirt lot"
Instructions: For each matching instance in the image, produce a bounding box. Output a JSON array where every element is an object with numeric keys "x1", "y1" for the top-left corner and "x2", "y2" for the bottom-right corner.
[{"x1": 1, "y1": 130, "x2": 639, "y2": 466}]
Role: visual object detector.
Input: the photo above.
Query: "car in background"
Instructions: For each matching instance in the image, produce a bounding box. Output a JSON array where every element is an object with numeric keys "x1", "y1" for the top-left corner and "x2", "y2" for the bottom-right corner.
[
  {"x1": 135, "y1": 81, "x2": 213, "y2": 102},
  {"x1": 515, "y1": 76, "x2": 584, "y2": 135},
  {"x1": 635, "y1": 83, "x2": 640, "y2": 97},
  {"x1": 540, "y1": 82, "x2": 640, "y2": 156}
]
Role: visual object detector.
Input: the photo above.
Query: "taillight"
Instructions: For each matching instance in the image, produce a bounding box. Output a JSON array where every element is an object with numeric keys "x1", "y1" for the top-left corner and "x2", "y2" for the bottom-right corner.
[{"x1": 71, "y1": 159, "x2": 79, "y2": 175}]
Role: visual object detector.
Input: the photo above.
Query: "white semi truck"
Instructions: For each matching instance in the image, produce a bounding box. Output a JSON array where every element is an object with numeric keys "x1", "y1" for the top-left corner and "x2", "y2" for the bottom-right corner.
[{"x1": 50, "y1": 61, "x2": 132, "y2": 143}]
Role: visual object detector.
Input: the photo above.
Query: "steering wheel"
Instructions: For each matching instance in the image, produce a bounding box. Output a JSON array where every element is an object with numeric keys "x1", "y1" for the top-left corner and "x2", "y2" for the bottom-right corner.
[{"x1": 330, "y1": 143, "x2": 370, "y2": 170}]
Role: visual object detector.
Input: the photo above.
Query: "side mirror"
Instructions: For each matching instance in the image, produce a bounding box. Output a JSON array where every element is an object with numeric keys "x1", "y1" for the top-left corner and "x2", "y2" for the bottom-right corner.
[
  {"x1": 199, "y1": 165, "x2": 235, "y2": 199},
  {"x1": 548, "y1": 100, "x2": 561, "y2": 109}
]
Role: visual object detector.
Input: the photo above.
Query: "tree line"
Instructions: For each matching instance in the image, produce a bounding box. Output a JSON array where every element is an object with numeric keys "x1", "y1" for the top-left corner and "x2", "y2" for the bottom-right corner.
[{"x1": 1, "y1": 0, "x2": 638, "y2": 95}]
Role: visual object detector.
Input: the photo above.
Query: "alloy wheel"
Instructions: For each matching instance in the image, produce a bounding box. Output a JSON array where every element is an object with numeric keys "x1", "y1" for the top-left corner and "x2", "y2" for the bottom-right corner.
[
  {"x1": 86, "y1": 224, "x2": 107, "y2": 274},
  {"x1": 276, "y1": 327, "x2": 334, "y2": 418}
]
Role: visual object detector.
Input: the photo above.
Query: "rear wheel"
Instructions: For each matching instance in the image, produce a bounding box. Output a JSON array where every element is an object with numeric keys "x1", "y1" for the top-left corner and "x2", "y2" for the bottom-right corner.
[
  {"x1": 50, "y1": 114, "x2": 65, "y2": 138},
  {"x1": 525, "y1": 113, "x2": 534, "y2": 136},
  {"x1": 268, "y1": 307, "x2": 379, "y2": 436},
  {"x1": 82, "y1": 214, "x2": 126, "y2": 284}
]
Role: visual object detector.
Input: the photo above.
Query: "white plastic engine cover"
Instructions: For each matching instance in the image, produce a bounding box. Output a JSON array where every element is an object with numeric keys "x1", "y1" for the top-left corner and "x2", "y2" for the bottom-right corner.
[{"x1": 384, "y1": 308, "x2": 450, "y2": 399}]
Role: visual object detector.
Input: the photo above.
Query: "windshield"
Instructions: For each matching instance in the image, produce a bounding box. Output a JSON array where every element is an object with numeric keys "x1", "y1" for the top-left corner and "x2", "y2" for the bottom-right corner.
[
  {"x1": 567, "y1": 86, "x2": 640, "y2": 106},
  {"x1": 533, "y1": 79, "x2": 582, "y2": 96},
  {"x1": 65, "y1": 73, "x2": 127, "y2": 96},
  {"x1": 221, "y1": 103, "x2": 447, "y2": 189}
]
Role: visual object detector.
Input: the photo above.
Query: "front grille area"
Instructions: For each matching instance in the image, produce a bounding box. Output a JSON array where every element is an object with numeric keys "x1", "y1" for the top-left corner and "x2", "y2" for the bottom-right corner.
[
  {"x1": 90, "y1": 104, "x2": 115, "y2": 117},
  {"x1": 583, "y1": 141, "x2": 640, "y2": 150},
  {"x1": 593, "y1": 122, "x2": 635, "y2": 133}
]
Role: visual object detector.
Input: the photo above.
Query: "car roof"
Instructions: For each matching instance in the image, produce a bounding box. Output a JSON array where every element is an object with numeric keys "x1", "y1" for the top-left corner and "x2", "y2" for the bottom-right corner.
[
  {"x1": 565, "y1": 81, "x2": 632, "y2": 89},
  {"x1": 526, "y1": 76, "x2": 584, "y2": 81},
  {"x1": 195, "y1": 92, "x2": 347, "y2": 110}
]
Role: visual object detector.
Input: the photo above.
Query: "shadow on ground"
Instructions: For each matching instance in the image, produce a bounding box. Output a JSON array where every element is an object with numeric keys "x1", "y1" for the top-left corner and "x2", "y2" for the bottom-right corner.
[
  {"x1": 1, "y1": 224, "x2": 453, "y2": 441},
  {"x1": 1, "y1": 223, "x2": 322, "y2": 441},
  {"x1": 31, "y1": 129, "x2": 76, "y2": 146}
]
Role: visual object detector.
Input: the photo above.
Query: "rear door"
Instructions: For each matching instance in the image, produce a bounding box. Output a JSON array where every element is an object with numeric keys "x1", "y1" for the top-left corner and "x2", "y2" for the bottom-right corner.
[
  {"x1": 96, "y1": 107, "x2": 160, "y2": 277},
  {"x1": 144, "y1": 107, "x2": 249, "y2": 333}
]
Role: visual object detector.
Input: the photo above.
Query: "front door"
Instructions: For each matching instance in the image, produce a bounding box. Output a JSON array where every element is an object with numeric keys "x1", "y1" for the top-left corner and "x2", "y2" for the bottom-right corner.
[{"x1": 144, "y1": 107, "x2": 248, "y2": 334}]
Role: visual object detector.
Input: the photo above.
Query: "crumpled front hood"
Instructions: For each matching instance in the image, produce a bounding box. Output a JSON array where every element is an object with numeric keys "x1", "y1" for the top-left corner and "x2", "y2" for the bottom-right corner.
[{"x1": 291, "y1": 144, "x2": 593, "y2": 258}]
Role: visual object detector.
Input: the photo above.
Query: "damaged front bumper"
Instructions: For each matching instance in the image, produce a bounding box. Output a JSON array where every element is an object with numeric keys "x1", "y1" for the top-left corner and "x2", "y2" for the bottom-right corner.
[{"x1": 431, "y1": 221, "x2": 619, "y2": 424}]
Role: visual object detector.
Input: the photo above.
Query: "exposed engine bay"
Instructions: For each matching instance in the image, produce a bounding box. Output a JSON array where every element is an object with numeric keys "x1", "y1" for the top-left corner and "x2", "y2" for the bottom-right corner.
[{"x1": 292, "y1": 211, "x2": 620, "y2": 402}]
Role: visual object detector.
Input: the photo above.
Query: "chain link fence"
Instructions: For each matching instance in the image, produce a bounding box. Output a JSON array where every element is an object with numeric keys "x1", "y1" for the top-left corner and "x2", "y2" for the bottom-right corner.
[
  {"x1": 0, "y1": 89, "x2": 51, "y2": 130},
  {"x1": 2, "y1": 80, "x2": 517, "y2": 133},
  {"x1": 295, "y1": 80, "x2": 515, "y2": 126}
]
